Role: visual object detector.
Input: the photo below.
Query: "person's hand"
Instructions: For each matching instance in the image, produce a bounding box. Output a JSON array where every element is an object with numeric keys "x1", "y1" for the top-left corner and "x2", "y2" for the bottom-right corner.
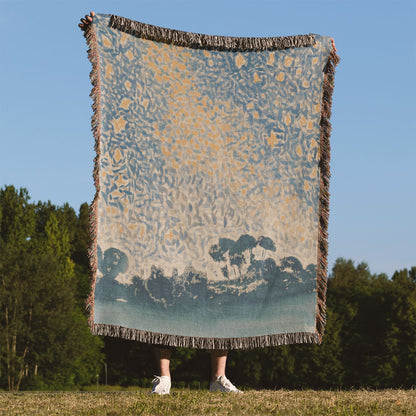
[
  {"x1": 331, "y1": 38, "x2": 337, "y2": 52},
  {"x1": 79, "y1": 12, "x2": 95, "y2": 31}
]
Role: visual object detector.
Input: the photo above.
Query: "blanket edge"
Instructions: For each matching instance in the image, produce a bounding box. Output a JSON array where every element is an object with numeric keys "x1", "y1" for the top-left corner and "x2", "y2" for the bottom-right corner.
[
  {"x1": 316, "y1": 46, "x2": 340, "y2": 342},
  {"x1": 109, "y1": 14, "x2": 316, "y2": 51},
  {"x1": 92, "y1": 323, "x2": 320, "y2": 349},
  {"x1": 84, "y1": 23, "x2": 101, "y2": 331}
]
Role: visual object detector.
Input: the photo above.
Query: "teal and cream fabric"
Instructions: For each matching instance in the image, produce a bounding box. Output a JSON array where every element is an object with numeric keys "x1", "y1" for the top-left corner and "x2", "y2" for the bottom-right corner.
[{"x1": 83, "y1": 14, "x2": 338, "y2": 348}]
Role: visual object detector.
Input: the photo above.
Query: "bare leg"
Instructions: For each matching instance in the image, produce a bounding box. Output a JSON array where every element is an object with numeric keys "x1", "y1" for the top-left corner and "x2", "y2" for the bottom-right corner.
[
  {"x1": 156, "y1": 347, "x2": 172, "y2": 378},
  {"x1": 211, "y1": 349, "x2": 228, "y2": 381},
  {"x1": 210, "y1": 349, "x2": 242, "y2": 393},
  {"x1": 152, "y1": 347, "x2": 172, "y2": 394}
]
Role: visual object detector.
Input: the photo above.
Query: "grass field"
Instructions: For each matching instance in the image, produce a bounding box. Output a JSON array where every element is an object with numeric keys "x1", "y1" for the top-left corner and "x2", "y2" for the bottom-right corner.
[{"x1": 0, "y1": 388, "x2": 415, "y2": 415}]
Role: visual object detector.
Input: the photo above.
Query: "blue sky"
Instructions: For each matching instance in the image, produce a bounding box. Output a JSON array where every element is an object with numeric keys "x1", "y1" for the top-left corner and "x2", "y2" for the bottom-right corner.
[{"x1": 1, "y1": 0, "x2": 415, "y2": 277}]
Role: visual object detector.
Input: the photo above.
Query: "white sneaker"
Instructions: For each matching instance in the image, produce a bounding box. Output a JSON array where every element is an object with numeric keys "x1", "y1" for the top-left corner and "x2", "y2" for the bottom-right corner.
[
  {"x1": 209, "y1": 375, "x2": 243, "y2": 393},
  {"x1": 151, "y1": 375, "x2": 171, "y2": 395}
]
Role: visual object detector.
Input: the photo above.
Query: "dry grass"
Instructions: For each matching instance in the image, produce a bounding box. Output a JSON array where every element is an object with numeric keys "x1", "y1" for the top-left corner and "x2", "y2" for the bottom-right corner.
[{"x1": 0, "y1": 388, "x2": 415, "y2": 415}]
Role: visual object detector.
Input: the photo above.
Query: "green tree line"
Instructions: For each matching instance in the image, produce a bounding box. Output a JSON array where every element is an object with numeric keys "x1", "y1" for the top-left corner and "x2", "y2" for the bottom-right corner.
[
  {"x1": 0, "y1": 186, "x2": 103, "y2": 391},
  {"x1": 0, "y1": 185, "x2": 415, "y2": 391}
]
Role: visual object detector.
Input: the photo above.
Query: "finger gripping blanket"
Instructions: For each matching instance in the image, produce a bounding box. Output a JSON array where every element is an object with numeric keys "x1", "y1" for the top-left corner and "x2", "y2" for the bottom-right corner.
[{"x1": 83, "y1": 13, "x2": 339, "y2": 349}]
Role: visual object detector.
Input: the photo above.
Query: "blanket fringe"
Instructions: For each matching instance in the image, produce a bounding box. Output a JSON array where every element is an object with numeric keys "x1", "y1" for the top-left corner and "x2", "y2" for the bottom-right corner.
[
  {"x1": 83, "y1": 22, "x2": 102, "y2": 330},
  {"x1": 316, "y1": 44, "x2": 340, "y2": 342},
  {"x1": 92, "y1": 323, "x2": 320, "y2": 349},
  {"x1": 109, "y1": 14, "x2": 315, "y2": 51}
]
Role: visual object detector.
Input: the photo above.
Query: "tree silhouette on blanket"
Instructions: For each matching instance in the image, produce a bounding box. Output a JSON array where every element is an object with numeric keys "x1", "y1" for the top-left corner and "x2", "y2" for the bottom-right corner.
[
  {"x1": 96, "y1": 235, "x2": 316, "y2": 309},
  {"x1": 208, "y1": 234, "x2": 316, "y2": 295},
  {"x1": 208, "y1": 234, "x2": 277, "y2": 280},
  {"x1": 95, "y1": 247, "x2": 130, "y2": 301}
]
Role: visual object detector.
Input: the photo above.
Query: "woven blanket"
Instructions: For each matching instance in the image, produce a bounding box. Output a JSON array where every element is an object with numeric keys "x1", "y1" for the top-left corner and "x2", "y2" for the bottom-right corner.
[{"x1": 83, "y1": 14, "x2": 339, "y2": 349}]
